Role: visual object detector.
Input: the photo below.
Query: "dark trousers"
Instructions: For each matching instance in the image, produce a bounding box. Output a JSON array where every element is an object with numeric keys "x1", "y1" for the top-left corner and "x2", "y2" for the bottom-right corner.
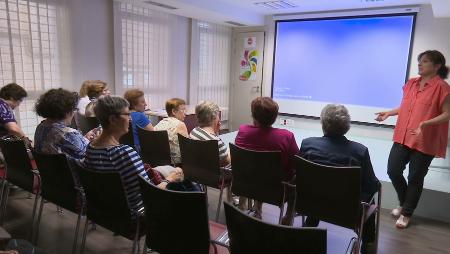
[{"x1": 387, "y1": 143, "x2": 434, "y2": 216}]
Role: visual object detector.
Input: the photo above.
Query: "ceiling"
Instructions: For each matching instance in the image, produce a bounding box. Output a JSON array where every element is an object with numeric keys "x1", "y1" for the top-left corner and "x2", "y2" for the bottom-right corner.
[{"x1": 121, "y1": 0, "x2": 450, "y2": 26}]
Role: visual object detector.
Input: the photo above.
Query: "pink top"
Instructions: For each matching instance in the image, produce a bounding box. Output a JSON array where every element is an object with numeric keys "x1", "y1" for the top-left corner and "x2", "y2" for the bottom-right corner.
[
  {"x1": 235, "y1": 124, "x2": 300, "y2": 180},
  {"x1": 393, "y1": 76, "x2": 450, "y2": 157}
]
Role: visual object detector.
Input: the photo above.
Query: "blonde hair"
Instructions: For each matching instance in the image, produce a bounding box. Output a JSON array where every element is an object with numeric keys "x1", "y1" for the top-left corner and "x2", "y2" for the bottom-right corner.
[
  {"x1": 124, "y1": 89, "x2": 145, "y2": 110},
  {"x1": 84, "y1": 80, "x2": 107, "y2": 99}
]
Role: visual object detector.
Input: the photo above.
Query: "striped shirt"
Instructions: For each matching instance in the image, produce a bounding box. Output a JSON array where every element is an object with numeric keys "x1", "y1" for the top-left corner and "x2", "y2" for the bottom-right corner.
[
  {"x1": 83, "y1": 144, "x2": 149, "y2": 217},
  {"x1": 189, "y1": 127, "x2": 228, "y2": 164}
]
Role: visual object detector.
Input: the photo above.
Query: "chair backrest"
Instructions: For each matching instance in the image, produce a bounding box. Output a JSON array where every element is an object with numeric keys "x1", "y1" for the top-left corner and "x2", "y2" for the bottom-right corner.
[
  {"x1": 229, "y1": 143, "x2": 284, "y2": 207},
  {"x1": 119, "y1": 122, "x2": 134, "y2": 148},
  {"x1": 32, "y1": 152, "x2": 79, "y2": 212},
  {"x1": 224, "y1": 202, "x2": 327, "y2": 254},
  {"x1": 137, "y1": 128, "x2": 171, "y2": 167},
  {"x1": 0, "y1": 137, "x2": 34, "y2": 192},
  {"x1": 73, "y1": 163, "x2": 135, "y2": 237},
  {"x1": 138, "y1": 177, "x2": 211, "y2": 254},
  {"x1": 293, "y1": 155, "x2": 361, "y2": 230},
  {"x1": 75, "y1": 113, "x2": 99, "y2": 135},
  {"x1": 178, "y1": 134, "x2": 221, "y2": 188}
]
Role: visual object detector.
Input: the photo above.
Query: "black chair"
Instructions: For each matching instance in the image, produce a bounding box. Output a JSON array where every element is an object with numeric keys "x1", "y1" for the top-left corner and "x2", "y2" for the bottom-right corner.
[
  {"x1": 229, "y1": 143, "x2": 292, "y2": 224},
  {"x1": 119, "y1": 122, "x2": 135, "y2": 148},
  {"x1": 32, "y1": 152, "x2": 85, "y2": 254},
  {"x1": 293, "y1": 156, "x2": 381, "y2": 254},
  {"x1": 0, "y1": 137, "x2": 40, "y2": 238},
  {"x1": 137, "y1": 128, "x2": 171, "y2": 167},
  {"x1": 74, "y1": 113, "x2": 99, "y2": 135},
  {"x1": 178, "y1": 134, "x2": 231, "y2": 222},
  {"x1": 224, "y1": 202, "x2": 327, "y2": 254},
  {"x1": 138, "y1": 176, "x2": 228, "y2": 254},
  {"x1": 73, "y1": 163, "x2": 144, "y2": 254}
]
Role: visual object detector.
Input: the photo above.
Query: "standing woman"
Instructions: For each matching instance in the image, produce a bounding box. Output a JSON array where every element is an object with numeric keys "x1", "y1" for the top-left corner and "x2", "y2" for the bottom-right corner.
[{"x1": 376, "y1": 50, "x2": 450, "y2": 228}]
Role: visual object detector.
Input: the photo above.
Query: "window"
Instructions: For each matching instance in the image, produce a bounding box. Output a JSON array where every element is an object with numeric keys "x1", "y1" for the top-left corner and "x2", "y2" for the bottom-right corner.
[
  {"x1": 0, "y1": 0, "x2": 63, "y2": 138},
  {"x1": 114, "y1": 2, "x2": 189, "y2": 109},
  {"x1": 192, "y1": 20, "x2": 231, "y2": 126}
]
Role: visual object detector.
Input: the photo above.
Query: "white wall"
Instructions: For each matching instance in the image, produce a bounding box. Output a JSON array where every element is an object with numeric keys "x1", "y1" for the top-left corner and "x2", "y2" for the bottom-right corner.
[
  {"x1": 66, "y1": 0, "x2": 116, "y2": 93},
  {"x1": 230, "y1": 4, "x2": 450, "y2": 187}
]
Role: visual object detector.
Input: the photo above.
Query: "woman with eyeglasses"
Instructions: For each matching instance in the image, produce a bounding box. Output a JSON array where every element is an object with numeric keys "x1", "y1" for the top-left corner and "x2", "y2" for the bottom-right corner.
[
  {"x1": 154, "y1": 98, "x2": 189, "y2": 165},
  {"x1": 0, "y1": 83, "x2": 29, "y2": 142},
  {"x1": 83, "y1": 96, "x2": 183, "y2": 217},
  {"x1": 34, "y1": 88, "x2": 99, "y2": 161}
]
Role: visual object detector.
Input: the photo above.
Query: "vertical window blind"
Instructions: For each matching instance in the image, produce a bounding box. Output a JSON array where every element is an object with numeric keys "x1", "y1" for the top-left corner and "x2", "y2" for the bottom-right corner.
[
  {"x1": 193, "y1": 20, "x2": 231, "y2": 125},
  {"x1": 0, "y1": 0, "x2": 62, "y2": 138},
  {"x1": 114, "y1": 2, "x2": 189, "y2": 109}
]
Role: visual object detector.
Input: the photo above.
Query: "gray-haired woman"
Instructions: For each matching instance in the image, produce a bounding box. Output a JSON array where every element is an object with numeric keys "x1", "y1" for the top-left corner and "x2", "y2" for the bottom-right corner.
[
  {"x1": 299, "y1": 104, "x2": 379, "y2": 254},
  {"x1": 189, "y1": 101, "x2": 230, "y2": 166},
  {"x1": 83, "y1": 96, "x2": 183, "y2": 217}
]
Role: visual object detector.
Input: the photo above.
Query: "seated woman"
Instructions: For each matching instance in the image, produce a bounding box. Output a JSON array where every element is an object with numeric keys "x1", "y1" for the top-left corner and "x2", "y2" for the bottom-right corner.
[
  {"x1": 0, "y1": 83, "x2": 29, "y2": 142},
  {"x1": 299, "y1": 104, "x2": 379, "y2": 254},
  {"x1": 235, "y1": 97, "x2": 299, "y2": 224},
  {"x1": 124, "y1": 89, "x2": 153, "y2": 152},
  {"x1": 154, "y1": 98, "x2": 188, "y2": 165},
  {"x1": 34, "y1": 89, "x2": 98, "y2": 161},
  {"x1": 83, "y1": 96, "x2": 183, "y2": 216},
  {"x1": 190, "y1": 101, "x2": 230, "y2": 166},
  {"x1": 83, "y1": 80, "x2": 110, "y2": 117},
  {"x1": 77, "y1": 81, "x2": 91, "y2": 116}
]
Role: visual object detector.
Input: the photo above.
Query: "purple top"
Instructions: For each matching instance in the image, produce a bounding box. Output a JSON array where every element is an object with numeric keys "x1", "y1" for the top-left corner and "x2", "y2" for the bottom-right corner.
[
  {"x1": 0, "y1": 99, "x2": 16, "y2": 137},
  {"x1": 235, "y1": 124, "x2": 300, "y2": 180}
]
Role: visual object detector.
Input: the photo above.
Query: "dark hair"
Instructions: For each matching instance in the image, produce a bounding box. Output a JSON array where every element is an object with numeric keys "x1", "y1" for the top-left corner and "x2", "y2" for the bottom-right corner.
[
  {"x1": 418, "y1": 50, "x2": 449, "y2": 79},
  {"x1": 165, "y1": 98, "x2": 186, "y2": 117},
  {"x1": 251, "y1": 97, "x2": 279, "y2": 127},
  {"x1": 35, "y1": 88, "x2": 79, "y2": 120},
  {"x1": 0, "y1": 83, "x2": 27, "y2": 101}
]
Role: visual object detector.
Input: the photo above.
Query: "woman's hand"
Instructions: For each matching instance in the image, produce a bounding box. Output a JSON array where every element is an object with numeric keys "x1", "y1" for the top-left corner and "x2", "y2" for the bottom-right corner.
[
  {"x1": 85, "y1": 127, "x2": 102, "y2": 141},
  {"x1": 166, "y1": 167, "x2": 183, "y2": 182},
  {"x1": 375, "y1": 111, "x2": 390, "y2": 122},
  {"x1": 411, "y1": 121, "x2": 427, "y2": 135}
]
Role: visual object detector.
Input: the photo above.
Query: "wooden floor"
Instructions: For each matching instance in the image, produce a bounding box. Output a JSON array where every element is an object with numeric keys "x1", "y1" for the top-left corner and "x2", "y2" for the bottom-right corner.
[{"x1": 2, "y1": 187, "x2": 450, "y2": 254}]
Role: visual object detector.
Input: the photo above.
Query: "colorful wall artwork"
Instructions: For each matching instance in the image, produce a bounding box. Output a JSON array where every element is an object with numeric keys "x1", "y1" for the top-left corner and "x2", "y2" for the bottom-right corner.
[{"x1": 239, "y1": 49, "x2": 259, "y2": 81}]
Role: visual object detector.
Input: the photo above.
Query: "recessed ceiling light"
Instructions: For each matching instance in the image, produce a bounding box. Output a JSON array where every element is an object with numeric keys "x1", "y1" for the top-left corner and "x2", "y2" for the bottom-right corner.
[
  {"x1": 254, "y1": 1, "x2": 298, "y2": 10},
  {"x1": 142, "y1": 1, "x2": 178, "y2": 10}
]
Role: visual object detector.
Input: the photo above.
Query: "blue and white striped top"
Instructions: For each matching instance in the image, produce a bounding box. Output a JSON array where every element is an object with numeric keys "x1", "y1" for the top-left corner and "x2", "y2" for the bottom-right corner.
[{"x1": 83, "y1": 144, "x2": 149, "y2": 217}]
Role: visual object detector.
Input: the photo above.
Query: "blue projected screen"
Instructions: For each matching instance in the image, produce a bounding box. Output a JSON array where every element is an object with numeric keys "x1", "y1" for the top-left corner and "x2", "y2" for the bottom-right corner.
[{"x1": 272, "y1": 14, "x2": 416, "y2": 125}]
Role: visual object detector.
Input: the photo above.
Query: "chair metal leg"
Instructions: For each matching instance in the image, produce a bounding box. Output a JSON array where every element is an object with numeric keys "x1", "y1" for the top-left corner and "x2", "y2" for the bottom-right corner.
[
  {"x1": 32, "y1": 196, "x2": 45, "y2": 244},
  {"x1": 72, "y1": 208, "x2": 83, "y2": 254},
  {"x1": 0, "y1": 179, "x2": 7, "y2": 219},
  {"x1": 0, "y1": 181, "x2": 9, "y2": 226},
  {"x1": 132, "y1": 218, "x2": 140, "y2": 254},
  {"x1": 216, "y1": 187, "x2": 224, "y2": 222},
  {"x1": 142, "y1": 235, "x2": 147, "y2": 254},
  {"x1": 374, "y1": 189, "x2": 382, "y2": 254},
  {"x1": 29, "y1": 192, "x2": 40, "y2": 242},
  {"x1": 80, "y1": 217, "x2": 89, "y2": 254},
  {"x1": 278, "y1": 205, "x2": 285, "y2": 225}
]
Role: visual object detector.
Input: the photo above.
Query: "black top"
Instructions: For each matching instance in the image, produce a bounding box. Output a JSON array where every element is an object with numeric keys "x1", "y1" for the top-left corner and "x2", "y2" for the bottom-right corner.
[{"x1": 299, "y1": 135, "x2": 379, "y2": 202}]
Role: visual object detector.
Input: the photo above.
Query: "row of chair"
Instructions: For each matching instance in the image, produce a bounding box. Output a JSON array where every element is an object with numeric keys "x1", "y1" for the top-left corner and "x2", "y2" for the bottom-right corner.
[
  {"x1": 0, "y1": 131, "x2": 381, "y2": 254},
  {"x1": 0, "y1": 137, "x2": 326, "y2": 254}
]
